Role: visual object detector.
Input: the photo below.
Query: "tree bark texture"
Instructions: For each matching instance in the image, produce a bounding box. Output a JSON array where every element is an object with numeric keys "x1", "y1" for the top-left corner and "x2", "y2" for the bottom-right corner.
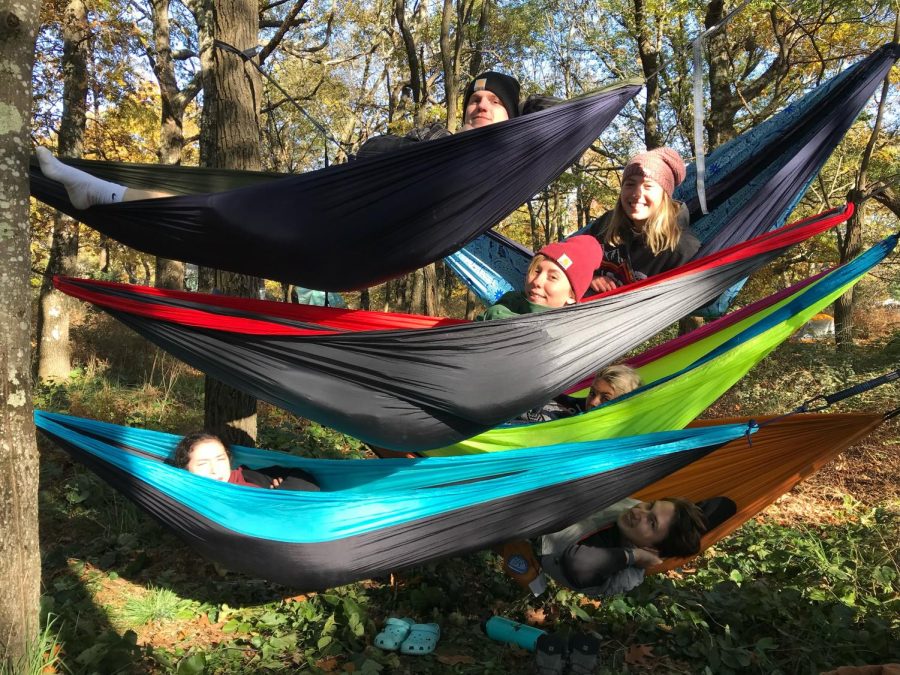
[
  {"x1": 149, "y1": 0, "x2": 199, "y2": 289},
  {"x1": 703, "y1": 0, "x2": 735, "y2": 147},
  {"x1": 0, "y1": 0, "x2": 41, "y2": 663},
  {"x1": 835, "y1": 15, "x2": 895, "y2": 351},
  {"x1": 632, "y1": 0, "x2": 662, "y2": 149},
  {"x1": 393, "y1": 0, "x2": 423, "y2": 126},
  {"x1": 832, "y1": 205, "x2": 862, "y2": 349},
  {"x1": 194, "y1": 0, "x2": 263, "y2": 444},
  {"x1": 467, "y1": 0, "x2": 490, "y2": 78},
  {"x1": 35, "y1": 0, "x2": 88, "y2": 382}
]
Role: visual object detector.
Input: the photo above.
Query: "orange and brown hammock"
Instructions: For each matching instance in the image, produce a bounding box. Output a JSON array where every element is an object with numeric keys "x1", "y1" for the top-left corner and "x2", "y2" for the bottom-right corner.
[{"x1": 640, "y1": 411, "x2": 891, "y2": 573}]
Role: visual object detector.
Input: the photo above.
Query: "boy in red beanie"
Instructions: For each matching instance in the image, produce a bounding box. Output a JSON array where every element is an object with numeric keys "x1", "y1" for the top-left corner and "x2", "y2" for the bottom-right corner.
[{"x1": 478, "y1": 235, "x2": 603, "y2": 320}]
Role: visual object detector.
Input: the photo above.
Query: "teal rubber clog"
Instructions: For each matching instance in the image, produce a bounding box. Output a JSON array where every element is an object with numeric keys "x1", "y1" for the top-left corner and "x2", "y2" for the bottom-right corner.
[
  {"x1": 374, "y1": 617, "x2": 414, "y2": 651},
  {"x1": 399, "y1": 623, "x2": 441, "y2": 655}
]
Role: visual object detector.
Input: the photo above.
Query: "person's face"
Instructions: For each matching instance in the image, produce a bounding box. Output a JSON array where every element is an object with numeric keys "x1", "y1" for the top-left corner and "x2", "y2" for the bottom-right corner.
[
  {"x1": 185, "y1": 438, "x2": 232, "y2": 482},
  {"x1": 525, "y1": 258, "x2": 574, "y2": 308},
  {"x1": 463, "y1": 90, "x2": 510, "y2": 130},
  {"x1": 617, "y1": 500, "x2": 676, "y2": 549},
  {"x1": 619, "y1": 174, "x2": 665, "y2": 227},
  {"x1": 585, "y1": 378, "x2": 617, "y2": 411}
]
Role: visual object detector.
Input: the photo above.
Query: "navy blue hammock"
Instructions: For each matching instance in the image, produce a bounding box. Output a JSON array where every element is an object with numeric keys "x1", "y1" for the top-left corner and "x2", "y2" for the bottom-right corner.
[
  {"x1": 29, "y1": 82, "x2": 639, "y2": 291},
  {"x1": 446, "y1": 43, "x2": 900, "y2": 313},
  {"x1": 35, "y1": 409, "x2": 753, "y2": 590}
]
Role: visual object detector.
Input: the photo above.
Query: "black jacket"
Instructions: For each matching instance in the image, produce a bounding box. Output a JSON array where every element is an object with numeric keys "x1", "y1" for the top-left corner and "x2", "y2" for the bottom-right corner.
[{"x1": 587, "y1": 203, "x2": 699, "y2": 283}]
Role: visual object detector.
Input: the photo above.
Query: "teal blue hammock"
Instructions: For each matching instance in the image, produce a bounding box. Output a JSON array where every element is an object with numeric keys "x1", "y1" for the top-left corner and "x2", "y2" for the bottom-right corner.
[{"x1": 36, "y1": 410, "x2": 753, "y2": 591}]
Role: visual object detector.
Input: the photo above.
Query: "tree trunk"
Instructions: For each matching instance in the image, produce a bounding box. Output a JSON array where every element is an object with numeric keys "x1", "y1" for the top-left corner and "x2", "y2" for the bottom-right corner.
[
  {"x1": 383, "y1": 278, "x2": 395, "y2": 312},
  {"x1": 440, "y1": 0, "x2": 457, "y2": 129},
  {"x1": 393, "y1": 0, "x2": 423, "y2": 125},
  {"x1": 464, "y1": 289, "x2": 481, "y2": 320},
  {"x1": 633, "y1": 0, "x2": 662, "y2": 148},
  {"x1": 467, "y1": 0, "x2": 490, "y2": 77},
  {"x1": 527, "y1": 200, "x2": 541, "y2": 250},
  {"x1": 149, "y1": 0, "x2": 201, "y2": 289},
  {"x1": 835, "y1": 14, "x2": 896, "y2": 350},
  {"x1": 194, "y1": 0, "x2": 263, "y2": 444},
  {"x1": 423, "y1": 262, "x2": 439, "y2": 316},
  {"x1": 409, "y1": 269, "x2": 425, "y2": 313},
  {"x1": 832, "y1": 209, "x2": 860, "y2": 349},
  {"x1": 0, "y1": 0, "x2": 41, "y2": 663},
  {"x1": 703, "y1": 0, "x2": 737, "y2": 147},
  {"x1": 35, "y1": 0, "x2": 88, "y2": 382}
]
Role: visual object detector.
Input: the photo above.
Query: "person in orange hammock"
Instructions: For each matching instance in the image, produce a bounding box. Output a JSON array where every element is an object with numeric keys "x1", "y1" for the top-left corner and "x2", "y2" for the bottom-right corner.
[{"x1": 499, "y1": 496, "x2": 735, "y2": 596}]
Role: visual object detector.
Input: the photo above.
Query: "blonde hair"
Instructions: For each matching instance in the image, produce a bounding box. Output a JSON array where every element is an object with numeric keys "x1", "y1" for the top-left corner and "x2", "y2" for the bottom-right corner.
[
  {"x1": 602, "y1": 190, "x2": 683, "y2": 254},
  {"x1": 592, "y1": 364, "x2": 642, "y2": 398}
]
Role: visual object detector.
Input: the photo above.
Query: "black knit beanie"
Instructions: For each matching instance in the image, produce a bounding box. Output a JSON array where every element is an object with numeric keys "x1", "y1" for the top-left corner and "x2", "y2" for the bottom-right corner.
[{"x1": 463, "y1": 71, "x2": 521, "y2": 119}]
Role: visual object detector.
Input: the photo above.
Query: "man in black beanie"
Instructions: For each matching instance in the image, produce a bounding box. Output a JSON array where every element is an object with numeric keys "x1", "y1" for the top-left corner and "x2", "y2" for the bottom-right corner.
[
  {"x1": 356, "y1": 70, "x2": 521, "y2": 159},
  {"x1": 461, "y1": 71, "x2": 521, "y2": 129}
]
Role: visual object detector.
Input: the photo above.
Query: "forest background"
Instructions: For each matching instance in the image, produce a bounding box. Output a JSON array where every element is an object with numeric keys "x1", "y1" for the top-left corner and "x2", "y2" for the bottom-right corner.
[{"x1": 1, "y1": 0, "x2": 898, "y2": 672}]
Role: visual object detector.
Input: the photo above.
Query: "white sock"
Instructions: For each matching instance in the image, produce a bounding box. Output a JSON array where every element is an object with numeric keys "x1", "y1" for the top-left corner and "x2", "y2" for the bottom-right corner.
[{"x1": 36, "y1": 146, "x2": 126, "y2": 209}]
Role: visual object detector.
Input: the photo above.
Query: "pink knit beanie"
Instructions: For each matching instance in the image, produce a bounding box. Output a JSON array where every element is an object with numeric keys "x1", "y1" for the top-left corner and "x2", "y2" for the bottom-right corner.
[
  {"x1": 622, "y1": 147, "x2": 686, "y2": 197},
  {"x1": 537, "y1": 235, "x2": 604, "y2": 302}
]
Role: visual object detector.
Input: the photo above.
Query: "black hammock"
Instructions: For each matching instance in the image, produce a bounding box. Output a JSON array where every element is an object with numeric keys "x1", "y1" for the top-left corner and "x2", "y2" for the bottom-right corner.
[
  {"x1": 30, "y1": 82, "x2": 639, "y2": 291},
  {"x1": 56, "y1": 205, "x2": 853, "y2": 450}
]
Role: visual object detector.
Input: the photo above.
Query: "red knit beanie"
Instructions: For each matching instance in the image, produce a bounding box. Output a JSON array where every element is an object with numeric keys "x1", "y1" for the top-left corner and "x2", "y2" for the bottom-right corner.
[
  {"x1": 622, "y1": 147, "x2": 686, "y2": 197},
  {"x1": 537, "y1": 235, "x2": 604, "y2": 302}
]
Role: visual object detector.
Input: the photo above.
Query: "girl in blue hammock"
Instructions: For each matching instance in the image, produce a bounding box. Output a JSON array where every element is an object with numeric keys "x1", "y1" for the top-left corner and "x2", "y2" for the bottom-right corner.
[
  {"x1": 588, "y1": 147, "x2": 700, "y2": 294},
  {"x1": 172, "y1": 432, "x2": 320, "y2": 491}
]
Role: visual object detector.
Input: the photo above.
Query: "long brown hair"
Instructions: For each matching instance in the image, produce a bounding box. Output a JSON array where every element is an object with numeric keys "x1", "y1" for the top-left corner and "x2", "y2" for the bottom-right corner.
[{"x1": 601, "y1": 191, "x2": 683, "y2": 254}]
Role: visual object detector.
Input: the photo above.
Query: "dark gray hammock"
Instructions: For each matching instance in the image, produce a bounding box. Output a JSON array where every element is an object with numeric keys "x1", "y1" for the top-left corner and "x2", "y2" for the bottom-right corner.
[
  {"x1": 55, "y1": 206, "x2": 851, "y2": 450},
  {"x1": 30, "y1": 83, "x2": 639, "y2": 291}
]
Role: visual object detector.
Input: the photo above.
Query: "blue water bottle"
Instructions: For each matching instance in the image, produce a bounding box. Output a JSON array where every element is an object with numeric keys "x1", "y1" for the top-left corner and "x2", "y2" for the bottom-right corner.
[{"x1": 482, "y1": 615, "x2": 546, "y2": 652}]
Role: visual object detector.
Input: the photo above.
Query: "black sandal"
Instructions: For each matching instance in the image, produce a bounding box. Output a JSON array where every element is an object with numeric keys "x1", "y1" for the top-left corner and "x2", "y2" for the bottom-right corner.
[
  {"x1": 567, "y1": 633, "x2": 600, "y2": 674},
  {"x1": 534, "y1": 633, "x2": 567, "y2": 675}
]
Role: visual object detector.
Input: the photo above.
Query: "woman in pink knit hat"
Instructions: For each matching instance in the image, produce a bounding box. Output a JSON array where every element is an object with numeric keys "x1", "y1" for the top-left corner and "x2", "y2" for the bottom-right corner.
[
  {"x1": 587, "y1": 147, "x2": 700, "y2": 294},
  {"x1": 478, "y1": 235, "x2": 604, "y2": 320}
]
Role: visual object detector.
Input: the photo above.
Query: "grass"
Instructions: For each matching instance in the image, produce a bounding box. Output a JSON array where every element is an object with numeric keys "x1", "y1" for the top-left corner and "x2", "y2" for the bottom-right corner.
[
  {"x1": 0, "y1": 616, "x2": 65, "y2": 675},
  {"x1": 33, "y1": 309, "x2": 900, "y2": 673},
  {"x1": 117, "y1": 587, "x2": 194, "y2": 627}
]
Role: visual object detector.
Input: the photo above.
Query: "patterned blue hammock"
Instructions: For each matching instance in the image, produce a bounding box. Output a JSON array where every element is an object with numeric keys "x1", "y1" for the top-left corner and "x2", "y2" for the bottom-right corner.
[{"x1": 446, "y1": 44, "x2": 899, "y2": 315}]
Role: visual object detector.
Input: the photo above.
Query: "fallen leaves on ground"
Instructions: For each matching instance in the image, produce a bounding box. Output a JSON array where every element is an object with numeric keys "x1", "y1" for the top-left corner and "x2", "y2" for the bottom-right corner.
[{"x1": 625, "y1": 643, "x2": 656, "y2": 668}]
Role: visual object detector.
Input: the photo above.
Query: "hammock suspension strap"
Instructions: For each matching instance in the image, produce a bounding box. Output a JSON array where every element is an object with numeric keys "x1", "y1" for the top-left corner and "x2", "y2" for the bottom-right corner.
[
  {"x1": 214, "y1": 39, "x2": 345, "y2": 156},
  {"x1": 796, "y1": 369, "x2": 900, "y2": 414},
  {"x1": 755, "y1": 369, "x2": 900, "y2": 432}
]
